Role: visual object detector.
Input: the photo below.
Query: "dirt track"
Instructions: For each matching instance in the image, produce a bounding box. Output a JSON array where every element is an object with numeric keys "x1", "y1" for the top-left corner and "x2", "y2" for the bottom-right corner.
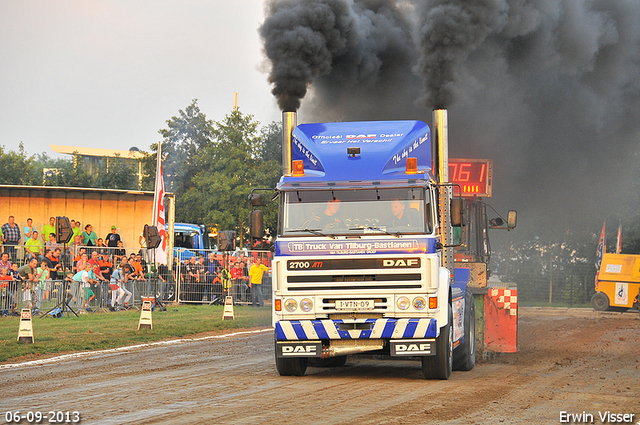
[{"x1": 1, "y1": 308, "x2": 638, "y2": 424}]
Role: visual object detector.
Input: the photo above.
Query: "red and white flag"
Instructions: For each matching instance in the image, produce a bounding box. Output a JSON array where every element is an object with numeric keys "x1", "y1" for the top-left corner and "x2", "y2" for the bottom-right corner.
[
  {"x1": 153, "y1": 143, "x2": 167, "y2": 265},
  {"x1": 616, "y1": 220, "x2": 622, "y2": 254},
  {"x1": 595, "y1": 220, "x2": 605, "y2": 270}
]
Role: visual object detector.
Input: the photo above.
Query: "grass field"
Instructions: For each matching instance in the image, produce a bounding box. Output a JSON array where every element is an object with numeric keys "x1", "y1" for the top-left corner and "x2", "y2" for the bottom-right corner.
[{"x1": 0, "y1": 305, "x2": 271, "y2": 363}]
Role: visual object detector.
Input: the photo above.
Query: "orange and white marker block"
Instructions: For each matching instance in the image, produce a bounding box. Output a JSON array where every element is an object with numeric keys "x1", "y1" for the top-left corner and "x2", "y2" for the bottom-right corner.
[
  {"x1": 17, "y1": 308, "x2": 34, "y2": 344},
  {"x1": 222, "y1": 296, "x2": 234, "y2": 321},
  {"x1": 138, "y1": 300, "x2": 153, "y2": 330}
]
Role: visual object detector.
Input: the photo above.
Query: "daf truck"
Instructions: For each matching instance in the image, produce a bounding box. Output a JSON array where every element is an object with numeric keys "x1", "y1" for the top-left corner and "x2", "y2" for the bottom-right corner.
[{"x1": 254, "y1": 110, "x2": 480, "y2": 379}]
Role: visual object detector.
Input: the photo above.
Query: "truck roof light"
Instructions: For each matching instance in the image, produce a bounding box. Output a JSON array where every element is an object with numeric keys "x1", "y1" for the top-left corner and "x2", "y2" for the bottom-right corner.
[
  {"x1": 406, "y1": 157, "x2": 419, "y2": 174},
  {"x1": 292, "y1": 160, "x2": 304, "y2": 177}
]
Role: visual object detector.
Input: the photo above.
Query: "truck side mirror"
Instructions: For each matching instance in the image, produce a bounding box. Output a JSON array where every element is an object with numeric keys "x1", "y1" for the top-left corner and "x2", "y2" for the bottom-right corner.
[
  {"x1": 507, "y1": 210, "x2": 517, "y2": 229},
  {"x1": 450, "y1": 198, "x2": 464, "y2": 227},
  {"x1": 250, "y1": 210, "x2": 264, "y2": 239},
  {"x1": 249, "y1": 194, "x2": 265, "y2": 207}
]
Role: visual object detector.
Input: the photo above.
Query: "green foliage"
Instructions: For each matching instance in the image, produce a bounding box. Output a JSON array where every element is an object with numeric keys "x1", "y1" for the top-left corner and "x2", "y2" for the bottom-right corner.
[
  {"x1": 260, "y1": 120, "x2": 282, "y2": 165},
  {"x1": 492, "y1": 231, "x2": 597, "y2": 306},
  {"x1": 157, "y1": 101, "x2": 281, "y2": 243},
  {"x1": 0, "y1": 143, "x2": 39, "y2": 185},
  {"x1": 92, "y1": 154, "x2": 138, "y2": 190},
  {"x1": 157, "y1": 99, "x2": 215, "y2": 195}
]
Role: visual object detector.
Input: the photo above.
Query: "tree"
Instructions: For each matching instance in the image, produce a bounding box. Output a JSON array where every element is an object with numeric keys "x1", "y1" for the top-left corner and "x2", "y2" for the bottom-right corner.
[
  {"x1": 39, "y1": 152, "x2": 93, "y2": 188},
  {"x1": 93, "y1": 154, "x2": 138, "y2": 190},
  {"x1": 0, "y1": 143, "x2": 39, "y2": 185},
  {"x1": 260, "y1": 121, "x2": 282, "y2": 165},
  {"x1": 178, "y1": 109, "x2": 281, "y2": 240},
  {"x1": 157, "y1": 99, "x2": 215, "y2": 194}
]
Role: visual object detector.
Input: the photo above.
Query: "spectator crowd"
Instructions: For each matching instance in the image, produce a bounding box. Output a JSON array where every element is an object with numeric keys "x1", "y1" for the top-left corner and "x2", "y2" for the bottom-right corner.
[{"x1": 1, "y1": 215, "x2": 271, "y2": 316}]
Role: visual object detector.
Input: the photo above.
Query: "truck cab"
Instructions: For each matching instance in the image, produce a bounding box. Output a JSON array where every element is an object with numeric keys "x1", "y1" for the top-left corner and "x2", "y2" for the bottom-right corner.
[{"x1": 169, "y1": 223, "x2": 213, "y2": 261}]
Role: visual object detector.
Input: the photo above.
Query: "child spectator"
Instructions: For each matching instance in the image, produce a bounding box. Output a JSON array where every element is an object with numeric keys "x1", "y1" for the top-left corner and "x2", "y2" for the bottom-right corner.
[
  {"x1": 81, "y1": 263, "x2": 96, "y2": 312},
  {"x1": 72, "y1": 221, "x2": 82, "y2": 239},
  {"x1": 35, "y1": 261, "x2": 50, "y2": 312},
  {"x1": 63, "y1": 271, "x2": 74, "y2": 305},
  {"x1": 95, "y1": 238, "x2": 108, "y2": 256},
  {"x1": 114, "y1": 240, "x2": 126, "y2": 260},
  {"x1": 98, "y1": 254, "x2": 113, "y2": 307},
  {"x1": 0, "y1": 267, "x2": 13, "y2": 313},
  {"x1": 131, "y1": 255, "x2": 146, "y2": 281},
  {"x1": 23, "y1": 218, "x2": 36, "y2": 240},
  {"x1": 9, "y1": 263, "x2": 20, "y2": 312},
  {"x1": 110, "y1": 261, "x2": 132, "y2": 310},
  {"x1": 17, "y1": 258, "x2": 38, "y2": 310}
]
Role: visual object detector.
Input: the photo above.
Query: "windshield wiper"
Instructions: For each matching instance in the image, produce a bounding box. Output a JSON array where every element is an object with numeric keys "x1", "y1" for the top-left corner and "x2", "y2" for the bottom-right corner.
[
  {"x1": 349, "y1": 226, "x2": 401, "y2": 238},
  {"x1": 286, "y1": 228, "x2": 337, "y2": 239}
]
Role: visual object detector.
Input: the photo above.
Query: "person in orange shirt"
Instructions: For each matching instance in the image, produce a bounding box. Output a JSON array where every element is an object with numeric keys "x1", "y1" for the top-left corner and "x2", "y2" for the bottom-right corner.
[{"x1": 130, "y1": 255, "x2": 146, "y2": 284}]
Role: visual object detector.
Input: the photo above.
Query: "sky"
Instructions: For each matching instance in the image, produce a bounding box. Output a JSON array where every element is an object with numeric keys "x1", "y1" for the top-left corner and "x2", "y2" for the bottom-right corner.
[
  {"x1": 259, "y1": 0, "x2": 640, "y2": 243},
  {"x1": 0, "y1": 0, "x2": 281, "y2": 156},
  {"x1": 3, "y1": 0, "x2": 640, "y2": 246}
]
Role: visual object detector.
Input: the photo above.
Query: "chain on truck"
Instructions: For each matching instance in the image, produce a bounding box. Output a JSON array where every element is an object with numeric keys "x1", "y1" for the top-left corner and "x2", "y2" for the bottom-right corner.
[{"x1": 250, "y1": 109, "x2": 516, "y2": 379}]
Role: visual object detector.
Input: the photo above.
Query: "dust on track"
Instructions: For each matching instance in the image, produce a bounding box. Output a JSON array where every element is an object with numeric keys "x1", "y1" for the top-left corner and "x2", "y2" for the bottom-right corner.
[{"x1": 1, "y1": 308, "x2": 638, "y2": 424}]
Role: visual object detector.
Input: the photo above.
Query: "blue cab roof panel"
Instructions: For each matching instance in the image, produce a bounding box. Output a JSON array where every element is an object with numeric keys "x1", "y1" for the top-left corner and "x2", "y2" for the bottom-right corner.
[{"x1": 281, "y1": 120, "x2": 431, "y2": 184}]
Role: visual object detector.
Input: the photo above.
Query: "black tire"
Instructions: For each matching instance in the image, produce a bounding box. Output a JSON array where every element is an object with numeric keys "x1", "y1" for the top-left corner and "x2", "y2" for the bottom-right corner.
[
  {"x1": 274, "y1": 337, "x2": 308, "y2": 376},
  {"x1": 275, "y1": 356, "x2": 308, "y2": 376},
  {"x1": 422, "y1": 303, "x2": 453, "y2": 380},
  {"x1": 453, "y1": 289, "x2": 476, "y2": 371},
  {"x1": 591, "y1": 292, "x2": 610, "y2": 312},
  {"x1": 309, "y1": 356, "x2": 348, "y2": 368}
]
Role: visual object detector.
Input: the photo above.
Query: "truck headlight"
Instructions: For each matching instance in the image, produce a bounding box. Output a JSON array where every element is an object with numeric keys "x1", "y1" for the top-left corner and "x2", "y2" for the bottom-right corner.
[
  {"x1": 284, "y1": 299, "x2": 297, "y2": 312},
  {"x1": 300, "y1": 298, "x2": 313, "y2": 312},
  {"x1": 413, "y1": 297, "x2": 426, "y2": 310},
  {"x1": 397, "y1": 296, "x2": 410, "y2": 310}
]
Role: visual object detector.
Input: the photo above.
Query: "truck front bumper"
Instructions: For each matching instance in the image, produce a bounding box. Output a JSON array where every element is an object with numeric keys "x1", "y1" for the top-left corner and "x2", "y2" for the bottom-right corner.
[{"x1": 275, "y1": 318, "x2": 438, "y2": 341}]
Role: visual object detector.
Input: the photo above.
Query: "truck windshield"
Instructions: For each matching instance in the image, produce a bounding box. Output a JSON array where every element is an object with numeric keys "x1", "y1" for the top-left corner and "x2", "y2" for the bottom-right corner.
[{"x1": 281, "y1": 187, "x2": 432, "y2": 236}]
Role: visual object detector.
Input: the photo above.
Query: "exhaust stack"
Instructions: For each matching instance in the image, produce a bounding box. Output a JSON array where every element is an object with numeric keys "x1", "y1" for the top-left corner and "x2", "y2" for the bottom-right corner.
[
  {"x1": 432, "y1": 109, "x2": 454, "y2": 272},
  {"x1": 282, "y1": 111, "x2": 297, "y2": 175}
]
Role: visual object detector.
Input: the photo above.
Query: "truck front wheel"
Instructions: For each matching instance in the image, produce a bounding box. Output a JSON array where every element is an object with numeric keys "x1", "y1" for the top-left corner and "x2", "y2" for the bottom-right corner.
[
  {"x1": 275, "y1": 356, "x2": 308, "y2": 376},
  {"x1": 421, "y1": 303, "x2": 453, "y2": 380},
  {"x1": 591, "y1": 292, "x2": 610, "y2": 311}
]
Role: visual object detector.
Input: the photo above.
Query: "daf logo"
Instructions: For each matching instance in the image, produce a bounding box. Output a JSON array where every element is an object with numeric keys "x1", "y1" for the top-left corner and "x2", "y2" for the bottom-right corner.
[
  {"x1": 346, "y1": 134, "x2": 376, "y2": 140},
  {"x1": 282, "y1": 345, "x2": 316, "y2": 354},
  {"x1": 383, "y1": 259, "x2": 419, "y2": 267},
  {"x1": 396, "y1": 343, "x2": 431, "y2": 353}
]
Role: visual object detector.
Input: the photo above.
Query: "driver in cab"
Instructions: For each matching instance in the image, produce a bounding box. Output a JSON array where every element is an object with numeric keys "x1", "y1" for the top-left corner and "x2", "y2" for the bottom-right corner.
[
  {"x1": 389, "y1": 200, "x2": 420, "y2": 229},
  {"x1": 308, "y1": 198, "x2": 342, "y2": 230}
]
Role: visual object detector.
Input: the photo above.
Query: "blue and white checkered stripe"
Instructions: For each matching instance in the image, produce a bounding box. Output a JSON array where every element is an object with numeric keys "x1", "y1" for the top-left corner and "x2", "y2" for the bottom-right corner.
[{"x1": 275, "y1": 318, "x2": 437, "y2": 341}]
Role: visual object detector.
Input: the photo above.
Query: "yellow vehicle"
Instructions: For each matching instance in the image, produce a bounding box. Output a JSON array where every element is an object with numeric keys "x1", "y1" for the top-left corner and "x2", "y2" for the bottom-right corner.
[{"x1": 592, "y1": 253, "x2": 640, "y2": 311}]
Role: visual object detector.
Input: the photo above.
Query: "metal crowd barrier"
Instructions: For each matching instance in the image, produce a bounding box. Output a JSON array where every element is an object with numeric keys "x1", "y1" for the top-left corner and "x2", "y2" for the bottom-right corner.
[
  {"x1": 0, "y1": 246, "x2": 273, "y2": 314},
  {"x1": 172, "y1": 249, "x2": 272, "y2": 305}
]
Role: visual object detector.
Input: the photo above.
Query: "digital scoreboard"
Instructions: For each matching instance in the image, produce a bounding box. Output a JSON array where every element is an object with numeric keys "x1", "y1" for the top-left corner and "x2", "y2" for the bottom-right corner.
[{"x1": 448, "y1": 158, "x2": 492, "y2": 197}]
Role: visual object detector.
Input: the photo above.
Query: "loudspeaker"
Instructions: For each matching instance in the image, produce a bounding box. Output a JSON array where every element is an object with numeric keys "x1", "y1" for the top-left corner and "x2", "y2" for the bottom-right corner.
[
  {"x1": 56, "y1": 216, "x2": 73, "y2": 244},
  {"x1": 144, "y1": 224, "x2": 162, "y2": 249},
  {"x1": 217, "y1": 230, "x2": 236, "y2": 252}
]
